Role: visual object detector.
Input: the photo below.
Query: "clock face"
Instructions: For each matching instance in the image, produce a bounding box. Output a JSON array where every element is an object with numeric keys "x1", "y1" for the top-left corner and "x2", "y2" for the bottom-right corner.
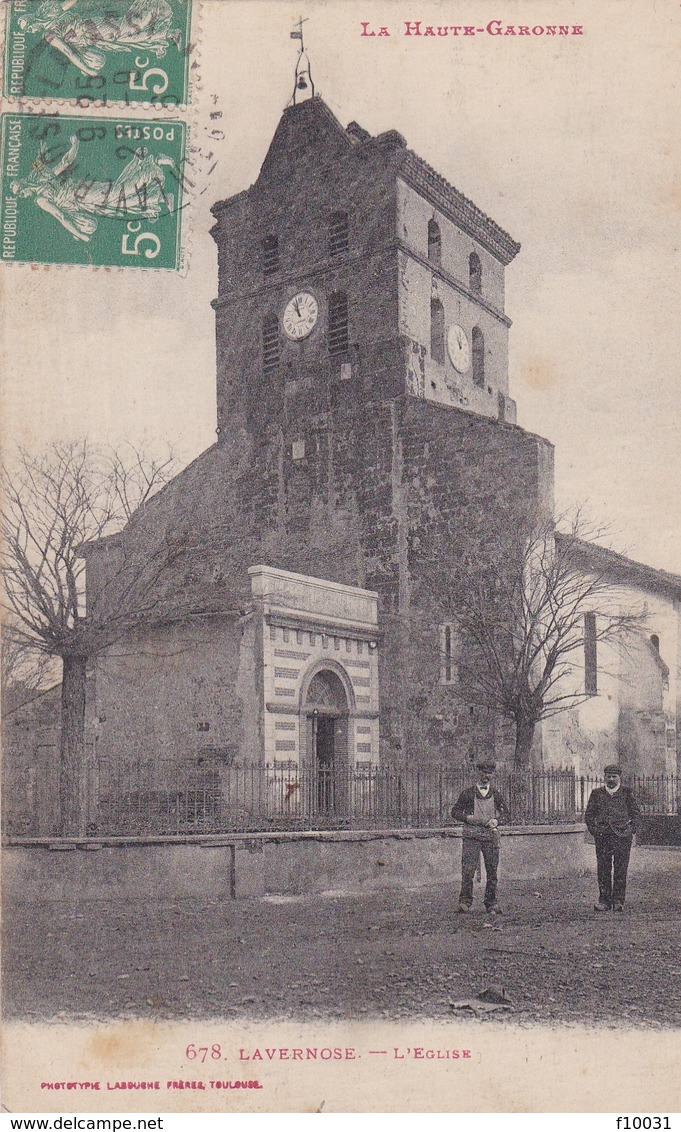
[
  {"x1": 282, "y1": 291, "x2": 319, "y2": 340},
  {"x1": 447, "y1": 324, "x2": 470, "y2": 373}
]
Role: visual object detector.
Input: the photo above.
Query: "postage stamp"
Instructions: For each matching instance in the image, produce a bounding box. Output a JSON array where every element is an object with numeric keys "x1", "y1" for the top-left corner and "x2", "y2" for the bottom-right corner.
[
  {"x1": 0, "y1": 112, "x2": 187, "y2": 269},
  {"x1": 3, "y1": 0, "x2": 194, "y2": 105}
]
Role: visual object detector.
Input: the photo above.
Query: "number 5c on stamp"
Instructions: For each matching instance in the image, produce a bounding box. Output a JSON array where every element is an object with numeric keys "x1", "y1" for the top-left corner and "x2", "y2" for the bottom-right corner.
[
  {"x1": 3, "y1": 0, "x2": 194, "y2": 105},
  {"x1": 0, "y1": 114, "x2": 187, "y2": 270}
]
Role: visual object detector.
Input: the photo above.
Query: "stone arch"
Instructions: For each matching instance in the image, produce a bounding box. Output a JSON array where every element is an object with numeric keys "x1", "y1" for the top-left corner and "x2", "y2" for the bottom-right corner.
[
  {"x1": 299, "y1": 658, "x2": 356, "y2": 716},
  {"x1": 298, "y1": 660, "x2": 355, "y2": 809}
]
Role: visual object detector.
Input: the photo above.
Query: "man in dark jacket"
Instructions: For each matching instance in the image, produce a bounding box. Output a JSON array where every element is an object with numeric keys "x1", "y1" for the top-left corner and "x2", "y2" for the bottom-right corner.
[
  {"x1": 452, "y1": 761, "x2": 509, "y2": 914},
  {"x1": 584, "y1": 763, "x2": 640, "y2": 912}
]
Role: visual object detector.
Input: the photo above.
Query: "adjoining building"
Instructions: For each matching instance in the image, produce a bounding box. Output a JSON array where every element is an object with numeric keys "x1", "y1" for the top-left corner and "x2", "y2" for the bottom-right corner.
[{"x1": 540, "y1": 538, "x2": 680, "y2": 779}]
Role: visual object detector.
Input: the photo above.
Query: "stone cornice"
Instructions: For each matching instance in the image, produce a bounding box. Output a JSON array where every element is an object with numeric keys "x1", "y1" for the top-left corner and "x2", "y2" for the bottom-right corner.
[
  {"x1": 266, "y1": 702, "x2": 380, "y2": 719},
  {"x1": 396, "y1": 241, "x2": 512, "y2": 327},
  {"x1": 399, "y1": 152, "x2": 521, "y2": 266},
  {"x1": 264, "y1": 610, "x2": 382, "y2": 643},
  {"x1": 211, "y1": 239, "x2": 510, "y2": 328}
]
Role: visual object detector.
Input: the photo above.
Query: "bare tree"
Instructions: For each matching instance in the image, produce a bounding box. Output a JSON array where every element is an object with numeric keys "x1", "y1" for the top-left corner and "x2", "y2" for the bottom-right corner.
[
  {"x1": 1, "y1": 439, "x2": 179, "y2": 833},
  {"x1": 436, "y1": 513, "x2": 647, "y2": 767},
  {"x1": 1, "y1": 615, "x2": 58, "y2": 714}
]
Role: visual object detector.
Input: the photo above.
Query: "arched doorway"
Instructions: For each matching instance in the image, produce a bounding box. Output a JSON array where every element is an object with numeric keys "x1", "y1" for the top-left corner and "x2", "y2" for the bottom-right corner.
[{"x1": 304, "y1": 669, "x2": 349, "y2": 817}]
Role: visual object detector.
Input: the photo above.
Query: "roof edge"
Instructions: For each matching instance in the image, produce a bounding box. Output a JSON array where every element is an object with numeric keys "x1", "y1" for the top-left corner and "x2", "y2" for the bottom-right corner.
[
  {"x1": 558, "y1": 534, "x2": 681, "y2": 595},
  {"x1": 400, "y1": 151, "x2": 521, "y2": 265}
]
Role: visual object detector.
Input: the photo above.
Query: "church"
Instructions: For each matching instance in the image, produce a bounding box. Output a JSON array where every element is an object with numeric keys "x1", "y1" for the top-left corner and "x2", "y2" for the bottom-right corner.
[{"x1": 80, "y1": 78, "x2": 680, "y2": 808}]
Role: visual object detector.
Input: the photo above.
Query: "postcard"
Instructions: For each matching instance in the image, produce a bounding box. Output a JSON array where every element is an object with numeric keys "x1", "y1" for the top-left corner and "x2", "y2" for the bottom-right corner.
[{"x1": 1, "y1": 0, "x2": 680, "y2": 1115}]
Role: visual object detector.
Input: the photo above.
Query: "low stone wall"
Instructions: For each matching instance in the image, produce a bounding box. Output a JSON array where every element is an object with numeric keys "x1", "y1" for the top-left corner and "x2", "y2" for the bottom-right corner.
[
  {"x1": 4, "y1": 827, "x2": 678, "y2": 903},
  {"x1": 240, "y1": 825, "x2": 594, "y2": 899},
  {"x1": 3, "y1": 840, "x2": 236, "y2": 903},
  {"x1": 638, "y1": 815, "x2": 681, "y2": 846}
]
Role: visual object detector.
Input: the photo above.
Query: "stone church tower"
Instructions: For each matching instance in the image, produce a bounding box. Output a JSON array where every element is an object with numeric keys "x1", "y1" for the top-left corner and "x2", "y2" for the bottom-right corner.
[{"x1": 85, "y1": 94, "x2": 554, "y2": 787}]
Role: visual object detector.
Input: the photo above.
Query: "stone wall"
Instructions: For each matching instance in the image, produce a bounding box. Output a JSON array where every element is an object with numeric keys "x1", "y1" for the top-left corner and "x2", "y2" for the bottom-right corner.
[
  {"x1": 92, "y1": 615, "x2": 259, "y2": 771},
  {"x1": 211, "y1": 99, "x2": 403, "y2": 441},
  {"x1": 2, "y1": 686, "x2": 61, "y2": 837},
  {"x1": 397, "y1": 180, "x2": 512, "y2": 418},
  {"x1": 540, "y1": 584, "x2": 679, "y2": 776},
  {"x1": 85, "y1": 393, "x2": 554, "y2": 771},
  {"x1": 5, "y1": 831, "x2": 679, "y2": 904}
]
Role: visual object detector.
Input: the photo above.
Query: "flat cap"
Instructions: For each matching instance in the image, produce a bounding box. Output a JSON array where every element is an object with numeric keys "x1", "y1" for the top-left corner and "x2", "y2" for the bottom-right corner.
[
  {"x1": 604, "y1": 763, "x2": 623, "y2": 775},
  {"x1": 477, "y1": 761, "x2": 497, "y2": 773}
]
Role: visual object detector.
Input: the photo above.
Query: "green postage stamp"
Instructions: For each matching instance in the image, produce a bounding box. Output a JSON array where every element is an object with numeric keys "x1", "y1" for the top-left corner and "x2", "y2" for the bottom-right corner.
[
  {"x1": 0, "y1": 113, "x2": 187, "y2": 269},
  {"x1": 3, "y1": 1, "x2": 193, "y2": 105}
]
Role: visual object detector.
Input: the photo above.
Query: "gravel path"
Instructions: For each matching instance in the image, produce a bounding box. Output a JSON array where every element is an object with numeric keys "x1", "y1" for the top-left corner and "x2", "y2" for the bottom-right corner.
[{"x1": 4, "y1": 872, "x2": 680, "y2": 1028}]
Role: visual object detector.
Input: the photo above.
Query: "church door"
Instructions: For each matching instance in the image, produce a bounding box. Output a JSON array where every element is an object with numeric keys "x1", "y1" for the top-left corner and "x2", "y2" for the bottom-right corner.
[
  {"x1": 314, "y1": 714, "x2": 335, "y2": 813},
  {"x1": 304, "y1": 670, "x2": 350, "y2": 821}
]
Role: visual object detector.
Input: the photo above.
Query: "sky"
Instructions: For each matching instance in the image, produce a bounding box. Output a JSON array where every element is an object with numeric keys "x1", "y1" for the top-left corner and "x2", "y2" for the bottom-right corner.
[{"x1": 2, "y1": 0, "x2": 680, "y2": 572}]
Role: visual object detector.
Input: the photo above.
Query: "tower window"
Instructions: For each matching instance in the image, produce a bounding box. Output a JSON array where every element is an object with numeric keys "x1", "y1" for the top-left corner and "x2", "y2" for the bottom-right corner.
[
  {"x1": 329, "y1": 211, "x2": 349, "y2": 257},
  {"x1": 263, "y1": 234, "x2": 279, "y2": 276},
  {"x1": 469, "y1": 252, "x2": 482, "y2": 294},
  {"x1": 440, "y1": 623, "x2": 457, "y2": 685},
  {"x1": 428, "y1": 219, "x2": 441, "y2": 265},
  {"x1": 263, "y1": 314, "x2": 280, "y2": 375},
  {"x1": 650, "y1": 634, "x2": 660, "y2": 652},
  {"x1": 328, "y1": 292, "x2": 349, "y2": 355},
  {"x1": 430, "y1": 298, "x2": 445, "y2": 365},
  {"x1": 472, "y1": 326, "x2": 485, "y2": 387},
  {"x1": 584, "y1": 612, "x2": 598, "y2": 696}
]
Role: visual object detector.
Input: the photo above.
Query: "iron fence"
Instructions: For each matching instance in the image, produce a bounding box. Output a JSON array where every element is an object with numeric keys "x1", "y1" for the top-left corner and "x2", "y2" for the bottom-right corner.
[{"x1": 81, "y1": 763, "x2": 680, "y2": 838}]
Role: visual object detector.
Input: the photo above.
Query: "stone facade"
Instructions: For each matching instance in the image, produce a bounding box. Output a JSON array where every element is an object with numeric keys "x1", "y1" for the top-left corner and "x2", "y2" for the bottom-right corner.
[
  {"x1": 81, "y1": 95, "x2": 681, "y2": 785},
  {"x1": 251, "y1": 565, "x2": 380, "y2": 772},
  {"x1": 82, "y1": 96, "x2": 555, "y2": 775},
  {"x1": 541, "y1": 546, "x2": 681, "y2": 777}
]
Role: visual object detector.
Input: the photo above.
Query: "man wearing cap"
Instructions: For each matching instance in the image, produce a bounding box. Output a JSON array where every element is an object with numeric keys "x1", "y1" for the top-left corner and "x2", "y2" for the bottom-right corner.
[
  {"x1": 452, "y1": 762, "x2": 509, "y2": 914},
  {"x1": 584, "y1": 764, "x2": 640, "y2": 912}
]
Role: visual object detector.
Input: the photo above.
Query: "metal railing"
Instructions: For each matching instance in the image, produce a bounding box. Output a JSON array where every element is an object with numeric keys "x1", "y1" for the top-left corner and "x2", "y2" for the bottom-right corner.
[{"x1": 80, "y1": 764, "x2": 679, "y2": 838}]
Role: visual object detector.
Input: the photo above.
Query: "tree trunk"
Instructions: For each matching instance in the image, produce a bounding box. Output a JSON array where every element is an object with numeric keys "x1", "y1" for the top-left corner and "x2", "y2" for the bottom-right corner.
[
  {"x1": 59, "y1": 654, "x2": 88, "y2": 836},
  {"x1": 514, "y1": 716, "x2": 536, "y2": 769}
]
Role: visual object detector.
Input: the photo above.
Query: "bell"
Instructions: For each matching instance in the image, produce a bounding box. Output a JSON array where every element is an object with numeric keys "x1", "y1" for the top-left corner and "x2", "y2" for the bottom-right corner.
[{"x1": 296, "y1": 74, "x2": 308, "y2": 90}]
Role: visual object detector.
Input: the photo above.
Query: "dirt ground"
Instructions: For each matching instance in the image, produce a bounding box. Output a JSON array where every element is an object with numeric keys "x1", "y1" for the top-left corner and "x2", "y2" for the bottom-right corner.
[{"x1": 4, "y1": 871, "x2": 680, "y2": 1028}]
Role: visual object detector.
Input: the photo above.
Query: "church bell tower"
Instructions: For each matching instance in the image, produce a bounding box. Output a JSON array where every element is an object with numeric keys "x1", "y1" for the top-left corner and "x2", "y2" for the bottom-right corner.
[
  {"x1": 209, "y1": 68, "x2": 553, "y2": 766},
  {"x1": 211, "y1": 90, "x2": 520, "y2": 442}
]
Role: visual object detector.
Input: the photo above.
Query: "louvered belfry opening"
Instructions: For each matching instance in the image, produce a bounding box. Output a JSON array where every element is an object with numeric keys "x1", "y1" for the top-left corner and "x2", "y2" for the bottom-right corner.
[
  {"x1": 263, "y1": 314, "x2": 280, "y2": 375},
  {"x1": 328, "y1": 210, "x2": 349, "y2": 257},
  {"x1": 328, "y1": 291, "x2": 349, "y2": 355}
]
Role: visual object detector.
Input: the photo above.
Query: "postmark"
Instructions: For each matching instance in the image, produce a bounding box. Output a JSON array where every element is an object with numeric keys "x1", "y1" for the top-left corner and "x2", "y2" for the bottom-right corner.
[
  {"x1": 0, "y1": 112, "x2": 187, "y2": 269},
  {"x1": 3, "y1": 0, "x2": 194, "y2": 106}
]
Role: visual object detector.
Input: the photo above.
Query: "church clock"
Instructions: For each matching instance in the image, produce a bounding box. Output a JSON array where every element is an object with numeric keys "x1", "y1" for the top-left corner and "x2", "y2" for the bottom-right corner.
[
  {"x1": 282, "y1": 291, "x2": 319, "y2": 340},
  {"x1": 447, "y1": 324, "x2": 470, "y2": 373}
]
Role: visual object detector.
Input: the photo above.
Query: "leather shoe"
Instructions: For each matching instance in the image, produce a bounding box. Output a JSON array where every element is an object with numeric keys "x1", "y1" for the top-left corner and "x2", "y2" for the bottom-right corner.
[
  {"x1": 613, "y1": 902, "x2": 624, "y2": 912},
  {"x1": 458, "y1": 902, "x2": 471, "y2": 913},
  {"x1": 593, "y1": 902, "x2": 610, "y2": 912}
]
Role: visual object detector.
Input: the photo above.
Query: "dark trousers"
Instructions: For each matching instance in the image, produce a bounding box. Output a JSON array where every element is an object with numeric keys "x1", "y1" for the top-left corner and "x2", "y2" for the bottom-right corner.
[
  {"x1": 460, "y1": 836, "x2": 499, "y2": 908},
  {"x1": 594, "y1": 834, "x2": 632, "y2": 906}
]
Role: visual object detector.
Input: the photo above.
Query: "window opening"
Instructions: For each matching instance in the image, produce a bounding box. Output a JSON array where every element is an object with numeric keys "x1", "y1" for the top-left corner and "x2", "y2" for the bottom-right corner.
[
  {"x1": 428, "y1": 219, "x2": 441, "y2": 265},
  {"x1": 431, "y1": 298, "x2": 445, "y2": 364},
  {"x1": 263, "y1": 234, "x2": 279, "y2": 275},
  {"x1": 584, "y1": 612, "x2": 597, "y2": 696},
  {"x1": 472, "y1": 326, "x2": 485, "y2": 387},
  {"x1": 328, "y1": 292, "x2": 349, "y2": 355},
  {"x1": 263, "y1": 314, "x2": 280, "y2": 375},
  {"x1": 329, "y1": 211, "x2": 349, "y2": 257},
  {"x1": 469, "y1": 252, "x2": 482, "y2": 294}
]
